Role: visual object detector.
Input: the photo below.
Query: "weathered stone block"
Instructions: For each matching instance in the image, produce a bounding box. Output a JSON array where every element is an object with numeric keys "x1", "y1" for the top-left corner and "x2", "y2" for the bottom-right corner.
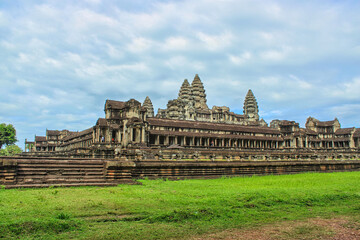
[
  {"x1": 1, "y1": 159, "x2": 17, "y2": 166},
  {"x1": 105, "y1": 161, "x2": 136, "y2": 169}
]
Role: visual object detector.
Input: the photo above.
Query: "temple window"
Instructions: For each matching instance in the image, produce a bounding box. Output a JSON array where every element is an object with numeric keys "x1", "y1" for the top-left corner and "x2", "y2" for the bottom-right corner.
[
  {"x1": 159, "y1": 136, "x2": 165, "y2": 145},
  {"x1": 149, "y1": 135, "x2": 156, "y2": 145}
]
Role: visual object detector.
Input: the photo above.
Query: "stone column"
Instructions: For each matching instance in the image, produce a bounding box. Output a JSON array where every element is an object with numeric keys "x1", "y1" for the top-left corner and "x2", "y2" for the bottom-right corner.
[
  {"x1": 141, "y1": 127, "x2": 146, "y2": 143},
  {"x1": 156, "y1": 135, "x2": 160, "y2": 145},
  {"x1": 129, "y1": 127, "x2": 133, "y2": 143},
  {"x1": 107, "y1": 128, "x2": 111, "y2": 142},
  {"x1": 137, "y1": 128, "x2": 141, "y2": 142},
  {"x1": 123, "y1": 122, "x2": 128, "y2": 146}
]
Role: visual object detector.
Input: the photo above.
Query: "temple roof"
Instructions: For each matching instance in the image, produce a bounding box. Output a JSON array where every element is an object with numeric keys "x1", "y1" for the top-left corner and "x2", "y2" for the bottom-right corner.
[
  {"x1": 335, "y1": 127, "x2": 355, "y2": 135},
  {"x1": 46, "y1": 130, "x2": 60, "y2": 136},
  {"x1": 305, "y1": 129, "x2": 318, "y2": 135},
  {"x1": 62, "y1": 128, "x2": 93, "y2": 142},
  {"x1": 143, "y1": 96, "x2": 154, "y2": 117},
  {"x1": 96, "y1": 118, "x2": 107, "y2": 127},
  {"x1": 316, "y1": 120, "x2": 336, "y2": 127},
  {"x1": 143, "y1": 96, "x2": 153, "y2": 106},
  {"x1": 353, "y1": 128, "x2": 360, "y2": 137},
  {"x1": 278, "y1": 120, "x2": 298, "y2": 126},
  {"x1": 191, "y1": 74, "x2": 208, "y2": 110},
  {"x1": 147, "y1": 117, "x2": 280, "y2": 134},
  {"x1": 148, "y1": 130, "x2": 283, "y2": 141},
  {"x1": 243, "y1": 89, "x2": 259, "y2": 118},
  {"x1": 35, "y1": 136, "x2": 46, "y2": 142},
  {"x1": 105, "y1": 100, "x2": 126, "y2": 110}
]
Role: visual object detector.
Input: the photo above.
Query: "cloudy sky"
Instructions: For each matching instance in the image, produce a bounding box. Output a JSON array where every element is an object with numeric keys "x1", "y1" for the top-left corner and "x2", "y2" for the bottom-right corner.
[{"x1": 1, "y1": 0, "x2": 360, "y2": 149}]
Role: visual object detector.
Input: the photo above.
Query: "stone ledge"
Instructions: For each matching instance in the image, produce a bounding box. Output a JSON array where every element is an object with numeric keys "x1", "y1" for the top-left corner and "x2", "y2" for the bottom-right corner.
[
  {"x1": 105, "y1": 161, "x2": 136, "y2": 168},
  {"x1": 0, "y1": 159, "x2": 17, "y2": 166}
]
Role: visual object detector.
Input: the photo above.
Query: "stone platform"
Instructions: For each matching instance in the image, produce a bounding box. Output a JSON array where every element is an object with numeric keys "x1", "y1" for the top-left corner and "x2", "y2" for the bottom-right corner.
[{"x1": 1, "y1": 156, "x2": 360, "y2": 188}]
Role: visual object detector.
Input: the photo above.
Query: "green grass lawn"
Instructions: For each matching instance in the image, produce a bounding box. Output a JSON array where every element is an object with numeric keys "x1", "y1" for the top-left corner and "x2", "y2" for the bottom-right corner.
[{"x1": 1, "y1": 171, "x2": 360, "y2": 239}]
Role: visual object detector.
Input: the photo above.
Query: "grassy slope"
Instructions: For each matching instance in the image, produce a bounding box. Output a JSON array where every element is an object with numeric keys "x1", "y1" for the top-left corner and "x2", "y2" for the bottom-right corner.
[{"x1": 1, "y1": 172, "x2": 360, "y2": 239}]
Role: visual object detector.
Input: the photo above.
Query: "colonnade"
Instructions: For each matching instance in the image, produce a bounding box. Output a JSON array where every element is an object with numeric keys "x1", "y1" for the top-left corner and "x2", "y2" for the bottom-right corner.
[{"x1": 149, "y1": 134, "x2": 280, "y2": 149}]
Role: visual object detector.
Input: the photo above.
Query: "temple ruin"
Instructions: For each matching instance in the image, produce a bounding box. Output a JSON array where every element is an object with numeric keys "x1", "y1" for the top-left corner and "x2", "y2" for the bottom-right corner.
[{"x1": 24, "y1": 74, "x2": 360, "y2": 161}]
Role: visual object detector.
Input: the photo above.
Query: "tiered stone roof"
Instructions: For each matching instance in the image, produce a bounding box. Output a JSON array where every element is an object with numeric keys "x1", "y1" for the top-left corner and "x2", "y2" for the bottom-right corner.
[
  {"x1": 96, "y1": 118, "x2": 107, "y2": 127},
  {"x1": 178, "y1": 79, "x2": 194, "y2": 105},
  {"x1": 316, "y1": 119, "x2": 338, "y2": 127},
  {"x1": 142, "y1": 96, "x2": 154, "y2": 117},
  {"x1": 243, "y1": 89, "x2": 259, "y2": 120},
  {"x1": 46, "y1": 130, "x2": 60, "y2": 136},
  {"x1": 191, "y1": 74, "x2": 208, "y2": 110},
  {"x1": 35, "y1": 136, "x2": 46, "y2": 142},
  {"x1": 335, "y1": 127, "x2": 355, "y2": 135},
  {"x1": 105, "y1": 100, "x2": 126, "y2": 110},
  {"x1": 147, "y1": 117, "x2": 279, "y2": 134},
  {"x1": 354, "y1": 128, "x2": 360, "y2": 137}
]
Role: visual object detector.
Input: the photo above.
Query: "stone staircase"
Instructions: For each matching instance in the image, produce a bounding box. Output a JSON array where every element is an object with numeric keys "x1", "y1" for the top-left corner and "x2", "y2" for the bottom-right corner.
[{"x1": 5, "y1": 158, "x2": 124, "y2": 189}]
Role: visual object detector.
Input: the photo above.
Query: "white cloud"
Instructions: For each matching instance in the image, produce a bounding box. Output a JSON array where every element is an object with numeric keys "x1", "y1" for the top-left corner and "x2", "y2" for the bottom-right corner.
[
  {"x1": 84, "y1": 0, "x2": 102, "y2": 5},
  {"x1": 0, "y1": 102, "x2": 20, "y2": 112},
  {"x1": 289, "y1": 75, "x2": 312, "y2": 89},
  {"x1": 75, "y1": 62, "x2": 149, "y2": 78},
  {"x1": 165, "y1": 56, "x2": 205, "y2": 71},
  {"x1": 127, "y1": 37, "x2": 153, "y2": 53},
  {"x1": 328, "y1": 104, "x2": 360, "y2": 124},
  {"x1": 72, "y1": 9, "x2": 118, "y2": 31},
  {"x1": 44, "y1": 58, "x2": 63, "y2": 68},
  {"x1": 37, "y1": 95, "x2": 52, "y2": 106},
  {"x1": 163, "y1": 37, "x2": 189, "y2": 51},
  {"x1": 229, "y1": 51, "x2": 252, "y2": 65},
  {"x1": 106, "y1": 43, "x2": 124, "y2": 59},
  {"x1": 15, "y1": 79, "x2": 33, "y2": 87},
  {"x1": 0, "y1": 41, "x2": 15, "y2": 50},
  {"x1": 260, "y1": 46, "x2": 292, "y2": 61},
  {"x1": 259, "y1": 76, "x2": 280, "y2": 86},
  {"x1": 258, "y1": 32, "x2": 275, "y2": 42},
  {"x1": 265, "y1": 2, "x2": 282, "y2": 17},
  {"x1": 196, "y1": 32, "x2": 234, "y2": 51},
  {"x1": 1, "y1": 0, "x2": 360, "y2": 149},
  {"x1": 17, "y1": 53, "x2": 31, "y2": 63},
  {"x1": 336, "y1": 77, "x2": 360, "y2": 99},
  {"x1": 63, "y1": 52, "x2": 84, "y2": 64}
]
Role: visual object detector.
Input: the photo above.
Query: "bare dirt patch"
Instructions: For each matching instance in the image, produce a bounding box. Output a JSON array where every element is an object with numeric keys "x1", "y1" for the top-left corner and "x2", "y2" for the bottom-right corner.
[{"x1": 193, "y1": 217, "x2": 360, "y2": 240}]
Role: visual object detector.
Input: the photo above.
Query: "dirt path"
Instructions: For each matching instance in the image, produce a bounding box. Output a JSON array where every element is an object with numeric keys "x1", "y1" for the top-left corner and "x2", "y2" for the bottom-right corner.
[{"x1": 193, "y1": 217, "x2": 360, "y2": 240}]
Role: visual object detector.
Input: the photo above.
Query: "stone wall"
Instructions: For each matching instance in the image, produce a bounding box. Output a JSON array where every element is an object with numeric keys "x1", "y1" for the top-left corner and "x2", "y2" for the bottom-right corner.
[
  {"x1": 131, "y1": 160, "x2": 360, "y2": 180},
  {"x1": 1, "y1": 156, "x2": 360, "y2": 188},
  {"x1": 0, "y1": 158, "x2": 17, "y2": 185}
]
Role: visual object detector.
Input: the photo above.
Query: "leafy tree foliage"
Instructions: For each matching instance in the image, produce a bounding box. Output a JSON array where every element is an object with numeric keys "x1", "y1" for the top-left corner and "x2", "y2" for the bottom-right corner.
[
  {"x1": 0, "y1": 145, "x2": 22, "y2": 156},
  {"x1": 0, "y1": 123, "x2": 17, "y2": 149}
]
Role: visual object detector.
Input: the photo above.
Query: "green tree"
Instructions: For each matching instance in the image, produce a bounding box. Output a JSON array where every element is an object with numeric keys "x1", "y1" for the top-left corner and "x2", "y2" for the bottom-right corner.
[
  {"x1": 0, "y1": 145, "x2": 22, "y2": 156},
  {"x1": 0, "y1": 123, "x2": 17, "y2": 149}
]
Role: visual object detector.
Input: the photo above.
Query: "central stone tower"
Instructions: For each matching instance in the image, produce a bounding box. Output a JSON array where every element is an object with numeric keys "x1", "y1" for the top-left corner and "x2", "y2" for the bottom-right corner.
[
  {"x1": 142, "y1": 96, "x2": 155, "y2": 118},
  {"x1": 191, "y1": 74, "x2": 209, "y2": 110},
  {"x1": 243, "y1": 89, "x2": 259, "y2": 121},
  {"x1": 178, "y1": 79, "x2": 193, "y2": 105}
]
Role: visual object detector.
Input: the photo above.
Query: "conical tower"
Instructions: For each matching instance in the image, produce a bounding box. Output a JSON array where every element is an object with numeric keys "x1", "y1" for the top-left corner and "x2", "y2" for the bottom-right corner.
[
  {"x1": 178, "y1": 79, "x2": 192, "y2": 103},
  {"x1": 243, "y1": 89, "x2": 259, "y2": 121},
  {"x1": 142, "y1": 96, "x2": 154, "y2": 117},
  {"x1": 191, "y1": 74, "x2": 208, "y2": 110}
]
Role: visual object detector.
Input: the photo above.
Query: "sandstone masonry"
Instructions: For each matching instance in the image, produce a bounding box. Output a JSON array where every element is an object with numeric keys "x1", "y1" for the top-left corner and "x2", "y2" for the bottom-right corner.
[{"x1": 24, "y1": 74, "x2": 360, "y2": 161}]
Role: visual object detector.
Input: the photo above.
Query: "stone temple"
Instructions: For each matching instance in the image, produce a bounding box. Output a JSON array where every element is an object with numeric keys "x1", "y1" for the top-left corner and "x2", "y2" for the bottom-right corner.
[{"x1": 25, "y1": 74, "x2": 360, "y2": 160}]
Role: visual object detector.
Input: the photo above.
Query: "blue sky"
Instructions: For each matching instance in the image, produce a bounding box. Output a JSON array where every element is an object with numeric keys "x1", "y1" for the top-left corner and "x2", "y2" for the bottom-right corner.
[{"x1": 1, "y1": 0, "x2": 360, "y2": 149}]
